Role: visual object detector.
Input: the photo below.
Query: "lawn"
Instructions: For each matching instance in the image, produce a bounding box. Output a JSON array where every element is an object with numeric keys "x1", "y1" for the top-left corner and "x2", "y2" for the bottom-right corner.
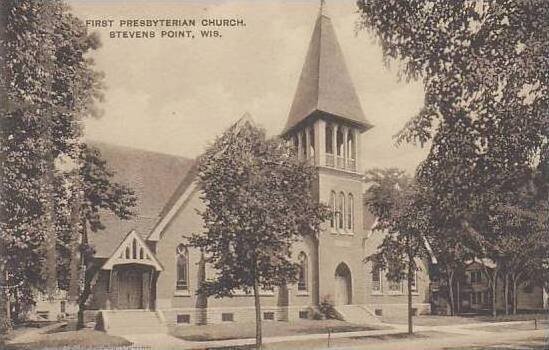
[
  {"x1": 204, "y1": 331, "x2": 454, "y2": 350},
  {"x1": 475, "y1": 320, "x2": 546, "y2": 332},
  {"x1": 444, "y1": 337, "x2": 548, "y2": 350},
  {"x1": 4, "y1": 329, "x2": 132, "y2": 350},
  {"x1": 381, "y1": 312, "x2": 549, "y2": 326},
  {"x1": 170, "y1": 319, "x2": 392, "y2": 341}
]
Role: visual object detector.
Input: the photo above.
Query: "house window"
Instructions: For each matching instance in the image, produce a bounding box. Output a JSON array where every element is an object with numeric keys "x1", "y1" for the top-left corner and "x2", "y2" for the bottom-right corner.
[
  {"x1": 222, "y1": 313, "x2": 234, "y2": 322},
  {"x1": 471, "y1": 291, "x2": 483, "y2": 305},
  {"x1": 329, "y1": 191, "x2": 336, "y2": 228},
  {"x1": 372, "y1": 265, "x2": 382, "y2": 293},
  {"x1": 125, "y1": 247, "x2": 130, "y2": 259},
  {"x1": 299, "y1": 310, "x2": 309, "y2": 319},
  {"x1": 176, "y1": 244, "x2": 189, "y2": 290},
  {"x1": 347, "y1": 193, "x2": 354, "y2": 231},
  {"x1": 470, "y1": 270, "x2": 482, "y2": 283},
  {"x1": 297, "y1": 252, "x2": 308, "y2": 291},
  {"x1": 177, "y1": 314, "x2": 190, "y2": 324},
  {"x1": 325, "y1": 124, "x2": 333, "y2": 154},
  {"x1": 60, "y1": 301, "x2": 66, "y2": 313},
  {"x1": 338, "y1": 192, "x2": 345, "y2": 230},
  {"x1": 263, "y1": 312, "x2": 275, "y2": 320}
]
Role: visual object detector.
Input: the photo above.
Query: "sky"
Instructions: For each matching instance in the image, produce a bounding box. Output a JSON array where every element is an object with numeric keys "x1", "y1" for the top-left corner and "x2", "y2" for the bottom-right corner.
[{"x1": 70, "y1": 0, "x2": 429, "y2": 174}]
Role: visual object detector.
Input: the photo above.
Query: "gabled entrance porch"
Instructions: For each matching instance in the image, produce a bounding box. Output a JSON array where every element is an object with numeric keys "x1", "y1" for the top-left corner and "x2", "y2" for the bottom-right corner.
[{"x1": 100, "y1": 230, "x2": 163, "y2": 310}]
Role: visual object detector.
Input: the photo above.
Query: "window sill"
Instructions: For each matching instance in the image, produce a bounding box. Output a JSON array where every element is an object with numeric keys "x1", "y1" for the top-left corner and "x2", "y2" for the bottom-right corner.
[
  {"x1": 371, "y1": 291, "x2": 383, "y2": 296},
  {"x1": 296, "y1": 291, "x2": 309, "y2": 296},
  {"x1": 388, "y1": 291, "x2": 404, "y2": 296},
  {"x1": 174, "y1": 290, "x2": 191, "y2": 297}
]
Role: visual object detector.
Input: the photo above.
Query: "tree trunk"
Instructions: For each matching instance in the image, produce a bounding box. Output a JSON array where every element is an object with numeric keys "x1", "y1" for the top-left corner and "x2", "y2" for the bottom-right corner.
[
  {"x1": 407, "y1": 263, "x2": 413, "y2": 335},
  {"x1": 253, "y1": 279, "x2": 262, "y2": 350},
  {"x1": 456, "y1": 279, "x2": 461, "y2": 314},
  {"x1": 407, "y1": 240, "x2": 413, "y2": 335},
  {"x1": 41, "y1": 157, "x2": 58, "y2": 301},
  {"x1": 447, "y1": 270, "x2": 455, "y2": 316},
  {"x1": 67, "y1": 191, "x2": 82, "y2": 304},
  {"x1": 491, "y1": 270, "x2": 498, "y2": 317},
  {"x1": 77, "y1": 218, "x2": 89, "y2": 330},
  {"x1": 504, "y1": 273, "x2": 509, "y2": 315},
  {"x1": 512, "y1": 278, "x2": 518, "y2": 314},
  {"x1": 0, "y1": 241, "x2": 11, "y2": 334}
]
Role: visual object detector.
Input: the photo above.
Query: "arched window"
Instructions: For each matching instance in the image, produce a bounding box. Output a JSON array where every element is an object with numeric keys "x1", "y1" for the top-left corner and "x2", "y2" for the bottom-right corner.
[
  {"x1": 347, "y1": 193, "x2": 354, "y2": 231},
  {"x1": 336, "y1": 128, "x2": 344, "y2": 156},
  {"x1": 176, "y1": 244, "x2": 189, "y2": 291},
  {"x1": 125, "y1": 246, "x2": 130, "y2": 259},
  {"x1": 132, "y1": 239, "x2": 137, "y2": 259},
  {"x1": 325, "y1": 124, "x2": 333, "y2": 154},
  {"x1": 297, "y1": 252, "x2": 308, "y2": 291},
  {"x1": 338, "y1": 192, "x2": 345, "y2": 230},
  {"x1": 329, "y1": 191, "x2": 336, "y2": 228},
  {"x1": 139, "y1": 247, "x2": 144, "y2": 259},
  {"x1": 347, "y1": 131, "x2": 355, "y2": 160}
]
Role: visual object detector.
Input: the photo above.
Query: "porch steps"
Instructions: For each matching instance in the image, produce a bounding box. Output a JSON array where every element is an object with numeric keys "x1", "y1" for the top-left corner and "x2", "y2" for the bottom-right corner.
[
  {"x1": 101, "y1": 310, "x2": 167, "y2": 335},
  {"x1": 335, "y1": 304, "x2": 380, "y2": 324}
]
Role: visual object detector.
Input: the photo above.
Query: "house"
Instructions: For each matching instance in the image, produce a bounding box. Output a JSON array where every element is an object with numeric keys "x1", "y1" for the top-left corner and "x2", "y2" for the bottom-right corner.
[
  {"x1": 430, "y1": 259, "x2": 547, "y2": 315},
  {"x1": 84, "y1": 9, "x2": 431, "y2": 332}
]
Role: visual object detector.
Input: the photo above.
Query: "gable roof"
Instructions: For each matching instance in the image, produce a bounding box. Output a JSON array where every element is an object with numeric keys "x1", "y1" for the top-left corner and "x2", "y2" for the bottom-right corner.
[
  {"x1": 148, "y1": 113, "x2": 255, "y2": 241},
  {"x1": 87, "y1": 142, "x2": 194, "y2": 257},
  {"x1": 101, "y1": 230, "x2": 163, "y2": 271},
  {"x1": 283, "y1": 13, "x2": 372, "y2": 134}
]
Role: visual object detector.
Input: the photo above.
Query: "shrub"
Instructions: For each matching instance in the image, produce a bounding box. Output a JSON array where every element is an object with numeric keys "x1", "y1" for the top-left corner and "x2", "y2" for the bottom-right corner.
[{"x1": 319, "y1": 295, "x2": 342, "y2": 320}]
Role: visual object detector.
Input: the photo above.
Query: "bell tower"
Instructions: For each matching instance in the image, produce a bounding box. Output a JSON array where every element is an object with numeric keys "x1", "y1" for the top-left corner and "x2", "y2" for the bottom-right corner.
[
  {"x1": 282, "y1": 8, "x2": 372, "y2": 172},
  {"x1": 282, "y1": 6, "x2": 373, "y2": 306}
]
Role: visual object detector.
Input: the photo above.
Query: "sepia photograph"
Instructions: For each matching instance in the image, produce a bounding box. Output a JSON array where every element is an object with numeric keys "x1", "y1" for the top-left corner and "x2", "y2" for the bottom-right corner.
[{"x1": 0, "y1": 0, "x2": 547, "y2": 349}]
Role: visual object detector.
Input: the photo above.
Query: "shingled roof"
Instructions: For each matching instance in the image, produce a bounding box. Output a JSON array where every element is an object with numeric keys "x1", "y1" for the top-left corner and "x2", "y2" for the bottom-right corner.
[
  {"x1": 284, "y1": 13, "x2": 372, "y2": 134},
  {"x1": 87, "y1": 142, "x2": 194, "y2": 258}
]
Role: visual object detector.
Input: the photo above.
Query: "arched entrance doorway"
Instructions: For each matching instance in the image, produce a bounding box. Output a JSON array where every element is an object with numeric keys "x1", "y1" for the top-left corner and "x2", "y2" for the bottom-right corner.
[{"x1": 334, "y1": 263, "x2": 352, "y2": 305}]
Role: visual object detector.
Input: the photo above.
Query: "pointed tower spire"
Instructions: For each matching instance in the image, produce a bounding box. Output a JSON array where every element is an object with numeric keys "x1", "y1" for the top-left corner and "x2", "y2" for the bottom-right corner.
[{"x1": 283, "y1": 8, "x2": 372, "y2": 134}]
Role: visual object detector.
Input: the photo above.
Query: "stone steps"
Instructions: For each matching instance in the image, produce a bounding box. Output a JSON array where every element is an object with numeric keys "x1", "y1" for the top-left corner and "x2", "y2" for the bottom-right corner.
[
  {"x1": 101, "y1": 310, "x2": 167, "y2": 335},
  {"x1": 335, "y1": 304, "x2": 380, "y2": 324}
]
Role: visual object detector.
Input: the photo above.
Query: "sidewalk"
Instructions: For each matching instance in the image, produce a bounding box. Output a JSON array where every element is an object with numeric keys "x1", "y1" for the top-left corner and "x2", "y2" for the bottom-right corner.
[{"x1": 123, "y1": 320, "x2": 548, "y2": 350}]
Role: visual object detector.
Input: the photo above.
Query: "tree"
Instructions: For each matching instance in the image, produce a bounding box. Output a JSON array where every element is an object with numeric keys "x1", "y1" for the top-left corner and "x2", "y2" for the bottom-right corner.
[
  {"x1": 364, "y1": 168, "x2": 429, "y2": 334},
  {"x1": 357, "y1": 1, "x2": 547, "y2": 318},
  {"x1": 190, "y1": 119, "x2": 328, "y2": 350},
  {"x1": 427, "y1": 227, "x2": 472, "y2": 316},
  {"x1": 0, "y1": 0, "x2": 134, "y2": 332}
]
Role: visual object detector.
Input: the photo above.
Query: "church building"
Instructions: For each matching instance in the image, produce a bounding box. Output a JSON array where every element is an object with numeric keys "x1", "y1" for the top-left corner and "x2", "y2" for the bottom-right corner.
[{"x1": 86, "y1": 10, "x2": 431, "y2": 333}]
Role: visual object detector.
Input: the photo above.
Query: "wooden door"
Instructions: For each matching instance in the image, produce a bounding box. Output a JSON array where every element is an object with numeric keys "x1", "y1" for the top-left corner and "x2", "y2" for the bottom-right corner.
[{"x1": 119, "y1": 270, "x2": 143, "y2": 309}]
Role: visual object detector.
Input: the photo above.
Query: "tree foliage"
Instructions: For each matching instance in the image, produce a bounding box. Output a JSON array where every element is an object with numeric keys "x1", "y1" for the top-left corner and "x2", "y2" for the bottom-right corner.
[
  {"x1": 0, "y1": 0, "x2": 135, "y2": 332},
  {"x1": 358, "y1": 0, "x2": 548, "y2": 315},
  {"x1": 190, "y1": 120, "x2": 328, "y2": 348},
  {"x1": 364, "y1": 168, "x2": 430, "y2": 333}
]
